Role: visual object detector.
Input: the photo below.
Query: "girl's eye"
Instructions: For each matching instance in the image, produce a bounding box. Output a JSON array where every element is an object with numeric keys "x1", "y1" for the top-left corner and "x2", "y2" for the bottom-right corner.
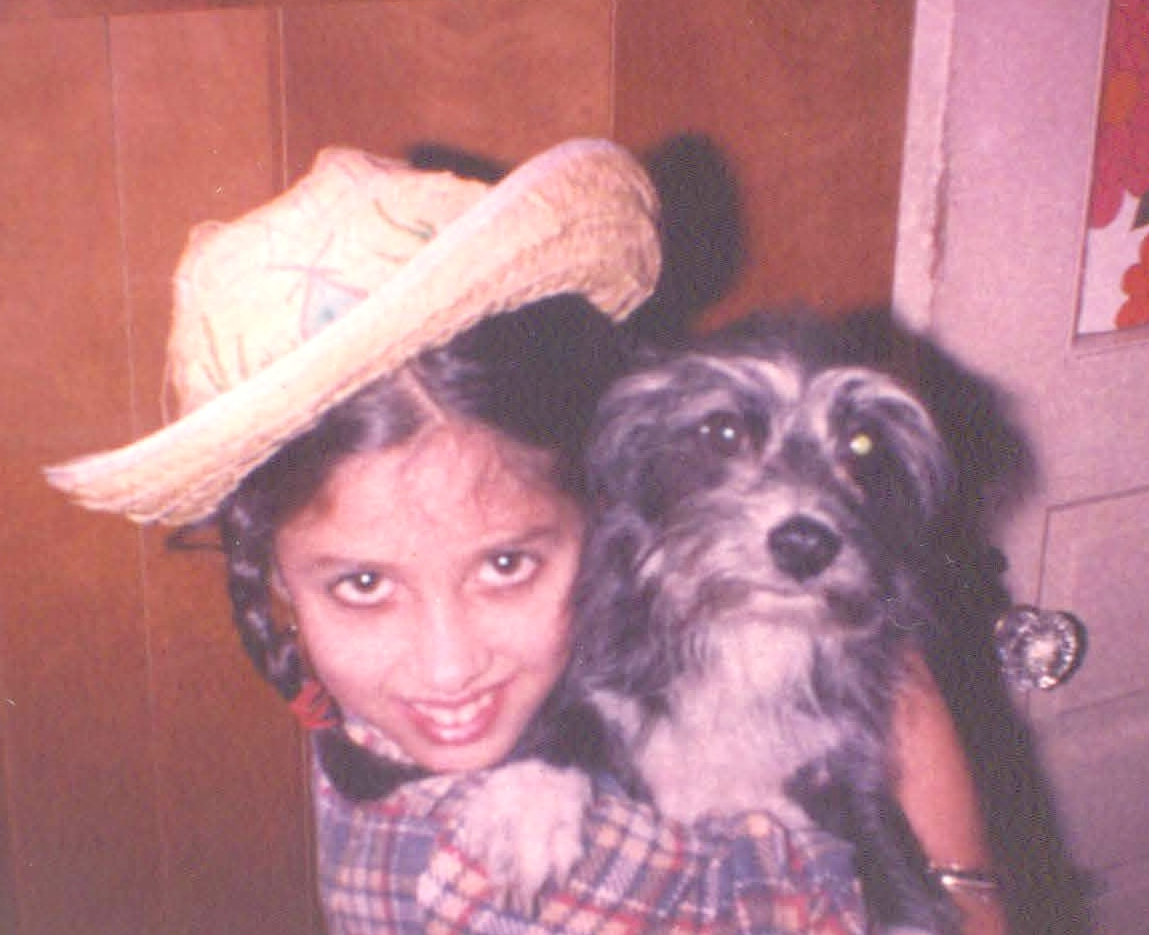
[
  {"x1": 698, "y1": 410, "x2": 747, "y2": 457},
  {"x1": 330, "y1": 570, "x2": 395, "y2": 607},
  {"x1": 478, "y1": 550, "x2": 540, "y2": 588}
]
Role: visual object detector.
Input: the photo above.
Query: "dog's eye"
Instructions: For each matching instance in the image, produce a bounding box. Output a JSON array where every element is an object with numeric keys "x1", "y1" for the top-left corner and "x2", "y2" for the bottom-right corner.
[
  {"x1": 848, "y1": 431, "x2": 875, "y2": 458},
  {"x1": 843, "y1": 427, "x2": 893, "y2": 491},
  {"x1": 698, "y1": 411, "x2": 748, "y2": 456}
]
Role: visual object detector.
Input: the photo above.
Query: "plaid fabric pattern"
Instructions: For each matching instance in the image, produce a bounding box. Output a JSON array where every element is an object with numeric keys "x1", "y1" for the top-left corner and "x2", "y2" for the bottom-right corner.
[{"x1": 315, "y1": 758, "x2": 866, "y2": 935}]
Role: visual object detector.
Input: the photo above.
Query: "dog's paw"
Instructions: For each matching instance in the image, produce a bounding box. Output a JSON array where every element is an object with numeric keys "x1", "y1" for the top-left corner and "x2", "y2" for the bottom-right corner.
[{"x1": 456, "y1": 759, "x2": 592, "y2": 911}]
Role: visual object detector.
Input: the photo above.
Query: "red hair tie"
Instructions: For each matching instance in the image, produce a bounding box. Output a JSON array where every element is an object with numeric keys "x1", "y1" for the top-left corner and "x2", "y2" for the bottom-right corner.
[{"x1": 289, "y1": 677, "x2": 340, "y2": 731}]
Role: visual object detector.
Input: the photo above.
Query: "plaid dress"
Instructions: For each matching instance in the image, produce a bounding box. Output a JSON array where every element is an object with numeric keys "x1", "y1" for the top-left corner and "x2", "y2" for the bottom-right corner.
[{"x1": 313, "y1": 756, "x2": 867, "y2": 935}]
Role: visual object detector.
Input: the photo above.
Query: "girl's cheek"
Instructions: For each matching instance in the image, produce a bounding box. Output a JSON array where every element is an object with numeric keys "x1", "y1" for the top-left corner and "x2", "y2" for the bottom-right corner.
[
  {"x1": 487, "y1": 604, "x2": 573, "y2": 667},
  {"x1": 304, "y1": 618, "x2": 406, "y2": 684}
]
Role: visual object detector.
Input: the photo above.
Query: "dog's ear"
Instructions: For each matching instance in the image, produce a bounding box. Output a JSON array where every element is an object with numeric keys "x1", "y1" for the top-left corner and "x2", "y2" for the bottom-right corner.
[
  {"x1": 587, "y1": 422, "x2": 664, "y2": 516},
  {"x1": 873, "y1": 388, "x2": 953, "y2": 523},
  {"x1": 584, "y1": 363, "x2": 678, "y2": 513},
  {"x1": 576, "y1": 373, "x2": 686, "y2": 698},
  {"x1": 573, "y1": 508, "x2": 680, "y2": 700}
]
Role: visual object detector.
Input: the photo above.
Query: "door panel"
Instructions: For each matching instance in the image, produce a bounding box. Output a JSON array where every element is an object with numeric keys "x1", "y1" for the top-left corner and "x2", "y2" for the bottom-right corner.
[
  {"x1": 1039, "y1": 691, "x2": 1149, "y2": 873},
  {"x1": 1041, "y1": 493, "x2": 1149, "y2": 715},
  {"x1": 106, "y1": 14, "x2": 322, "y2": 933},
  {"x1": 1038, "y1": 493, "x2": 1149, "y2": 926}
]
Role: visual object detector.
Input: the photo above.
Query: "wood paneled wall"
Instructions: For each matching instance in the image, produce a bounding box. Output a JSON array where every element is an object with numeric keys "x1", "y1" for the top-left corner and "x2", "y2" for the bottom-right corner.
[{"x1": 0, "y1": 2, "x2": 911, "y2": 932}]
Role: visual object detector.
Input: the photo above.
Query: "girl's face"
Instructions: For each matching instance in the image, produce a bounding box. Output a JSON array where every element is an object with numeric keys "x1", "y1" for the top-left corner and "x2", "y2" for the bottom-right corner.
[{"x1": 274, "y1": 420, "x2": 583, "y2": 774}]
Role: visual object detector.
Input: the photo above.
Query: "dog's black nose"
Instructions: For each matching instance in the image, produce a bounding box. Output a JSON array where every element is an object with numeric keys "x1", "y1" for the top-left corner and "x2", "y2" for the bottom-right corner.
[{"x1": 768, "y1": 516, "x2": 841, "y2": 581}]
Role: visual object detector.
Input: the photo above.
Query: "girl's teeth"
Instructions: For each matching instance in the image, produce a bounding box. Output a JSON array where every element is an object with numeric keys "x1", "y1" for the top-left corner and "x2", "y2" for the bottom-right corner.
[{"x1": 413, "y1": 690, "x2": 493, "y2": 728}]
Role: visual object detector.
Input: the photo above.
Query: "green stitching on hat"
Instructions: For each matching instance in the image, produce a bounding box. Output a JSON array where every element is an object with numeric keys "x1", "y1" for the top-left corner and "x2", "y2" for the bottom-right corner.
[{"x1": 372, "y1": 201, "x2": 436, "y2": 243}]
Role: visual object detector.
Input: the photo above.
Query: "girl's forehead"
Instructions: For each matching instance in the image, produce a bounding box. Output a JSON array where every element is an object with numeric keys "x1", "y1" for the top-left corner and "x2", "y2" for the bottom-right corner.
[{"x1": 289, "y1": 419, "x2": 569, "y2": 536}]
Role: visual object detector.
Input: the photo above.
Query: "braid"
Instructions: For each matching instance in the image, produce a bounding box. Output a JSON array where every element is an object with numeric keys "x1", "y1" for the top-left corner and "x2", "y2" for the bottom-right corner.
[{"x1": 218, "y1": 491, "x2": 301, "y2": 702}]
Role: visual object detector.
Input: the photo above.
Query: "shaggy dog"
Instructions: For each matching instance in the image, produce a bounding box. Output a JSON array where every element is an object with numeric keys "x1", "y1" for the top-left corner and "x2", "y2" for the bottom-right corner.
[{"x1": 462, "y1": 312, "x2": 959, "y2": 934}]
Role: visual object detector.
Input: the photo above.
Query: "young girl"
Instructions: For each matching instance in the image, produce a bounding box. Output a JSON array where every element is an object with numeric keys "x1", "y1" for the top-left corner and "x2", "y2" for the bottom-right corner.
[{"x1": 45, "y1": 139, "x2": 1001, "y2": 934}]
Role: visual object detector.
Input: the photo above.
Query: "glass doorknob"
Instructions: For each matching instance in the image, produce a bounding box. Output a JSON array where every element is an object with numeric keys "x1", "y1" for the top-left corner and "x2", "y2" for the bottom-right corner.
[{"x1": 994, "y1": 605, "x2": 1086, "y2": 691}]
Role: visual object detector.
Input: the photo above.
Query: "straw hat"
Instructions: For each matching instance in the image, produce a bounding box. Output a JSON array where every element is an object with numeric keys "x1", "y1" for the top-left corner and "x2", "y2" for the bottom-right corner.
[{"x1": 44, "y1": 138, "x2": 661, "y2": 526}]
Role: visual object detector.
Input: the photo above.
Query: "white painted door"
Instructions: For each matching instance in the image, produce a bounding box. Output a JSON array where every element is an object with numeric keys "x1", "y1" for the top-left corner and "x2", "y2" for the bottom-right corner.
[{"x1": 895, "y1": 0, "x2": 1149, "y2": 930}]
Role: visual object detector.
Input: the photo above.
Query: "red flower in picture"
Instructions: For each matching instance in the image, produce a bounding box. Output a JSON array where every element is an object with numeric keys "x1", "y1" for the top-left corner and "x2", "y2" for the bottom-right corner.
[
  {"x1": 1088, "y1": 0, "x2": 1149, "y2": 230},
  {"x1": 1117, "y1": 231, "x2": 1149, "y2": 327}
]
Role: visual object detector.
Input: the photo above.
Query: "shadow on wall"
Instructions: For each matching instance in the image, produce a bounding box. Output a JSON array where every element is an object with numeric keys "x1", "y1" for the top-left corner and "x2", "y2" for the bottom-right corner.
[
  {"x1": 628, "y1": 134, "x2": 745, "y2": 344},
  {"x1": 415, "y1": 132, "x2": 1092, "y2": 935}
]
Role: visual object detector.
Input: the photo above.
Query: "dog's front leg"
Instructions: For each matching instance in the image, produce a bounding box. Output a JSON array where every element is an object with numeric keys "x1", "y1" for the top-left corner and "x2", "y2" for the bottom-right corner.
[{"x1": 455, "y1": 758, "x2": 593, "y2": 911}]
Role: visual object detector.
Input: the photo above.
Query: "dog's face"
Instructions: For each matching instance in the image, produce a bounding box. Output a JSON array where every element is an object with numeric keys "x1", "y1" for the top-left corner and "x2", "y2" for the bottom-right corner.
[{"x1": 576, "y1": 321, "x2": 950, "y2": 692}]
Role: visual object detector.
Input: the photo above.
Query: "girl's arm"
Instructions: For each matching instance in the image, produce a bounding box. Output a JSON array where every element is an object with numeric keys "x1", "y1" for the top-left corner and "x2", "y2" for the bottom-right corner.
[{"x1": 894, "y1": 649, "x2": 1011, "y2": 935}]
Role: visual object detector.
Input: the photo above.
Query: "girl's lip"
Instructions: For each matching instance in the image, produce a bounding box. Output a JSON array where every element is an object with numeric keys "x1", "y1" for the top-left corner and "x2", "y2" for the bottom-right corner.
[{"x1": 404, "y1": 684, "x2": 505, "y2": 746}]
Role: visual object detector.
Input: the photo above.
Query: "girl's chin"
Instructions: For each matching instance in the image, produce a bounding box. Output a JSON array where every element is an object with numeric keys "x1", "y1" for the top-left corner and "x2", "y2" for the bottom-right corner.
[{"x1": 405, "y1": 734, "x2": 515, "y2": 773}]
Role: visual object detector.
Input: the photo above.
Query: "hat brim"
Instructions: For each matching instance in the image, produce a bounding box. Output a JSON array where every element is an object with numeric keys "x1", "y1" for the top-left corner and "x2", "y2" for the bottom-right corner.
[{"x1": 44, "y1": 138, "x2": 661, "y2": 525}]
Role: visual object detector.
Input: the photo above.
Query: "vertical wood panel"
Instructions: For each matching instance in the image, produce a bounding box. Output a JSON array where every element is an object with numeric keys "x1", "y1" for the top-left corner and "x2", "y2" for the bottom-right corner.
[
  {"x1": 282, "y1": 0, "x2": 614, "y2": 175},
  {"x1": 615, "y1": 0, "x2": 914, "y2": 326},
  {"x1": 0, "y1": 17, "x2": 162, "y2": 935},
  {"x1": 108, "y1": 10, "x2": 319, "y2": 934}
]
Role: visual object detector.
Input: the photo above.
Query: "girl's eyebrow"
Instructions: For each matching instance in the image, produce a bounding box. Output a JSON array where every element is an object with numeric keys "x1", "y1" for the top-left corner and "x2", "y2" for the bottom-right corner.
[
  {"x1": 287, "y1": 524, "x2": 569, "y2": 570},
  {"x1": 477, "y1": 523, "x2": 570, "y2": 551},
  {"x1": 289, "y1": 553, "x2": 390, "y2": 575}
]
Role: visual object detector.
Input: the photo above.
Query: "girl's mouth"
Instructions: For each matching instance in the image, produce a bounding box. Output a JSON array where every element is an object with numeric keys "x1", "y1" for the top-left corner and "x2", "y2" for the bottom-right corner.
[{"x1": 405, "y1": 685, "x2": 503, "y2": 745}]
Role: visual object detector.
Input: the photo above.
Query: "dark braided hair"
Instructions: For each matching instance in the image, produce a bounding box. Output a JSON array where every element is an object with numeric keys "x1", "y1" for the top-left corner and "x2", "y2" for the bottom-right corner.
[{"x1": 206, "y1": 295, "x2": 634, "y2": 800}]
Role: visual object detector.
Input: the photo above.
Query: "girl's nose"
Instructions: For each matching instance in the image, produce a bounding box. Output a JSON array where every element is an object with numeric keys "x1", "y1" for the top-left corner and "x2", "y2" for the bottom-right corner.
[{"x1": 415, "y1": 595, "x2": 492, "y2": 694}]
